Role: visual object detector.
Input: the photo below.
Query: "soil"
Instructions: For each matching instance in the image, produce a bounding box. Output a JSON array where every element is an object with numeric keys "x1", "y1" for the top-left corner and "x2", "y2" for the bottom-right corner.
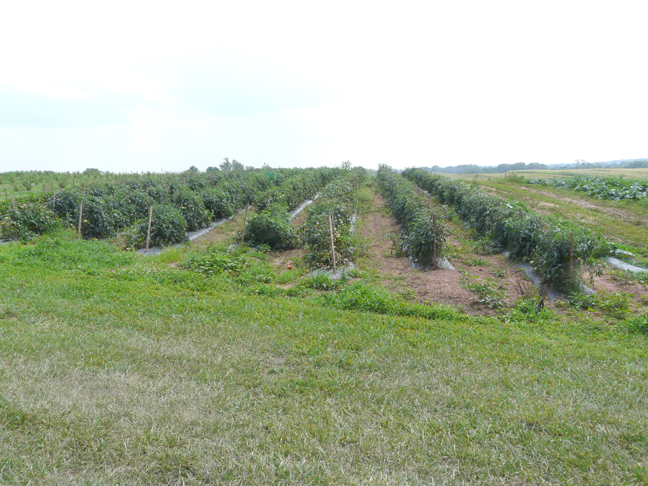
[
  {"x1": 355, "y1": 194, "x2": 536, "y2": 315},
  {"x1": 585, "y1": 271, "x2": 648, "y2": 308}
]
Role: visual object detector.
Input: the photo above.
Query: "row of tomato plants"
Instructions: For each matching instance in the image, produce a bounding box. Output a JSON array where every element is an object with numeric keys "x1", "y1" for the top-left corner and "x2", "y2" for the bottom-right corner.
[
  {"x1": 0, "y1": 168, "x2": 340, "y2": 248},
  {"x1": 403, "y1": 168, "x2": 610, "y2": 290},
  {"x1": 299, "y1": 168, "x2": 367, "y2": 269},
  {"x1": 528, "y1": 175, "x2": 648, "y2": 202},
  {"x1": 377, "y1": 166, "x2": 447, "y2": 267}
]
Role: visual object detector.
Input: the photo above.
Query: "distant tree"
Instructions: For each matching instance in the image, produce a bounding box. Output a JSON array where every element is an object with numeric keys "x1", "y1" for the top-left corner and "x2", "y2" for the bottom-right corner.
[
  {"x1": 231, "y1": 159, "x2": 245, "y2": 171},
  {"x1": 527, "y1": 162, "x2": 548, "y2": 170},
  {"x1": 188, "y1": 165, "x2": 199, "y2": 172},
  {"x1": 341, "y1": 160, "x2": 352, "y2": 170},
  {"x1": 262, "y1": 163, "x2": 271, "y2": 170},
  {"x1": 206, "y1": 166, "x2": 220, "y2": 172},
  {"x1": 220, "y1": 158, "x2": 232, "y2": 172}
]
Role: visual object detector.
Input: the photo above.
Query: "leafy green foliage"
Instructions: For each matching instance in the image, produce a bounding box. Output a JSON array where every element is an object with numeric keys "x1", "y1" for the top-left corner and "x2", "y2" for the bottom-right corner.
[
  {"x1": 320, "y1": 281, "x2": 460, "y2": 320},
  {"x1": 173, "y1": 188, "x2": 211, "y2": 232},
  {"x1": 182, "y1": 247, "x2": 249, "y2": 276},
  {"x1": 300, "y1": 169, "x2": 366, "y2": 269},
  {"x1": 0, "y1": 202, "x2": 58, "y2": 241},
  {"x1": 377, "y1": 166, "x2": 447, "y2": 266},
  {"x1": 461, "y1": 274, "x2": 507, "y2": 309},
  {"x1": 529, "y1": 175, "x2": 648, "y2": 201},
  {"x1": 625, "y1": 311, "x2": 648, "y2": 335},
  {"x1": 403, "y1": 168, "x2": 610, "y2": 290},
  {"x1": 2, "y1": 168, "x2": 343, "y2": 249},
  {"x1": 243, "y1": 203, "x2": 297, "y2": 250},
  {"x1": 137, "y1": 204, "x2": 188, "y2": 248},
  {"x1": 201, "y1": 187, "x2": 234, "y2": 219}
]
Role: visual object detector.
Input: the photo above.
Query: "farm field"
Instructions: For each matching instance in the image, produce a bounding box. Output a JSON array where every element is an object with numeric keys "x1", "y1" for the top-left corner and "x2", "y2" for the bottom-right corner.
[
  {"x1": 2, "y1": 168, "x2": 648, "y2": 484},
  {"x1": 445, "y1": 173, "x2": 648, "y2": 259},
  {"x1": 446, "y1": 167, "x2": 648, "y2": 181}
]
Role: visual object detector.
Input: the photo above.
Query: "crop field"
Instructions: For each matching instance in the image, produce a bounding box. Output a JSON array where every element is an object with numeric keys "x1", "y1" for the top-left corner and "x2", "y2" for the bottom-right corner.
[
  {"x1": 442, "y1": 171, "x2": 648, "y2": 261},
  {"x1": 2, "y1": 167, "x2": 648, "y2": 485},
  {"x1": 448, "y1": 167, "x2": 648, "y2": 181}
]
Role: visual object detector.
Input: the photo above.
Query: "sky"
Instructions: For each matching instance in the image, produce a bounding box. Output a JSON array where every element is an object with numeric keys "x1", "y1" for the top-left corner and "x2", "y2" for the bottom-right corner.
[{"x1": 1, "y1": 0, "x2": 647, "y2": 173}]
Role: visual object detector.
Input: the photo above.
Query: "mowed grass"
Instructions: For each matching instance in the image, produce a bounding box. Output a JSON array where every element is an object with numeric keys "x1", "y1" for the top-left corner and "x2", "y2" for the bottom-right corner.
[{"x1": 1, "y1": 235, "x2": 648, "y2": 485}]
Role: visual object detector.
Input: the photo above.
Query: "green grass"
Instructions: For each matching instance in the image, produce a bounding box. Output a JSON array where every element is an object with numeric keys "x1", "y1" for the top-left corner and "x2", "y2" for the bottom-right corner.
[{"x1": 1, "y1": 232, "x2": 648, "y2": 484}]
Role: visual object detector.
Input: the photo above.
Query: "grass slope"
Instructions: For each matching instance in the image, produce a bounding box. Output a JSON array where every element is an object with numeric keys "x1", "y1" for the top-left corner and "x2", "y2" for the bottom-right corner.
[{"x1": 0, "y1": 234, "x2": 647, "y2": 485}]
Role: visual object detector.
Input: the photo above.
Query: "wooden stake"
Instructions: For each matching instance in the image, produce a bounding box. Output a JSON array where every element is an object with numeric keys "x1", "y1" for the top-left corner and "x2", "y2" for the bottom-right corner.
[
  {"x1": 4, "y1": 188, "x2": 7, "y2": 202},
  {"x1": 43, "y1": 184, "x2": 46, "y2": 195},
  {"x1": 12, "y1": 195, "x2": 15, "y2": 209},
  {"x1": 328, "y1": 214, "x2": 337, "y2": 275},
  {"x1": 433, "y1": 213, "x2": 438, "y2": 270},
  {"x1": 518, "y1": 208, "x2": 522, "y2": 219},
  {"x1": 145, "y1": 206, "x2": 153, "y2": 252},
  {"x1": 78, "y1": 202, "x2": 83, "y2": 238},
  {"x1": 241, "y1": 203, "x2": 250, "y2": 244},
  {"x1": 52, "y1": 193, "x2": 56, "y2": 212},
  {"x1": 569, "y1": 231, "x2": 574, "y2": 278},
  {"x1": 72, "y1": 179, "x2": 74, "y2": 189}
]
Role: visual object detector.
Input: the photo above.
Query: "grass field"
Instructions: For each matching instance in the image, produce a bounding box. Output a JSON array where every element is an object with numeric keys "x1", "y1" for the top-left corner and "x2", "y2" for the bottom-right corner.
[{"x1": 1, "y1": 228, "x2": 648, "y2": 485}]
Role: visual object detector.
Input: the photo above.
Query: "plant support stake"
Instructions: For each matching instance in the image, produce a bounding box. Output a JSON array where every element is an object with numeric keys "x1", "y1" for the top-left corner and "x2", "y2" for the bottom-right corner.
[
  {"x1": 52, "y1": 193, "x2": 56, "y2": 212},
  {"x1": 145, "y1": 206, "x2": 153, "y2": 252},
  {"x1": 433, "y1": 213, "x2": 438, "y2": 270},
  {"x1": 328, "y1": 214, "x2": 337, "y2": 275},
  {"x1": 569, "y1": 231, "x2": 574, "y2": 279},
  {"x1": 241, "y1": 203, "x2": 250, "y2": 244},
  {"x1": 78, "y1": 202, "x2": 83, "y2": 239}
]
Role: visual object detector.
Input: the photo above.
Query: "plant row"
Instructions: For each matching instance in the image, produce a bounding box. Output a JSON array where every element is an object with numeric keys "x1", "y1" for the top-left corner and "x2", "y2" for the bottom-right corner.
[
  {"x1": 528, "y1": 175, "x2": 648, "y2": 202},
  {"x1": 299, "y1": 168, "x2": 367, "y2": 269},
  {"x1": 377, "y1": 166, "x2": 447, "y2": 267},
  {"x1": 1, "y1": 168, "x2": 340, "y2": 248},
  {"x1": 403, "y1": 168, "x2": 610, "y2": 290}
]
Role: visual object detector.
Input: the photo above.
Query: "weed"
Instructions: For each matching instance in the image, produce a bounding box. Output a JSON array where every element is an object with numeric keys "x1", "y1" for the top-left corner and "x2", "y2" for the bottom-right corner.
[
  {"x1": 304, "y1": 273, "x2": 340, "y2": 291},
  {"x1": 464, "y1": 258, "x2": 489, "y2": 267},
  {"x1": 568, "y1": 290, "x2": 632, "y2": 319},
  {"x1": 492, "y1": 268, "x2": 508, "y2": 279},
  {"x1": 460, "y1": 274, "x2": 507, "y2": 309},
  {"x1": 625, "y1": 311, "x2": 648, "y2": 335}
]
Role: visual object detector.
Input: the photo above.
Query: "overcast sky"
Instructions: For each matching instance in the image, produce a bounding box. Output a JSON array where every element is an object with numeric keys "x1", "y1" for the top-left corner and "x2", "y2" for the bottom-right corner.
[{"x1": 1, "y1": 0, "x2": 646, "y2": 173}]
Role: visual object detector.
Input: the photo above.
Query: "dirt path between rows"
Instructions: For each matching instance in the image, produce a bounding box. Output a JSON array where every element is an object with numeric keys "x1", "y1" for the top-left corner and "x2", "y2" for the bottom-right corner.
[{"x1": 355, "y1": 194, "x2": 537, "y2": 315}]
